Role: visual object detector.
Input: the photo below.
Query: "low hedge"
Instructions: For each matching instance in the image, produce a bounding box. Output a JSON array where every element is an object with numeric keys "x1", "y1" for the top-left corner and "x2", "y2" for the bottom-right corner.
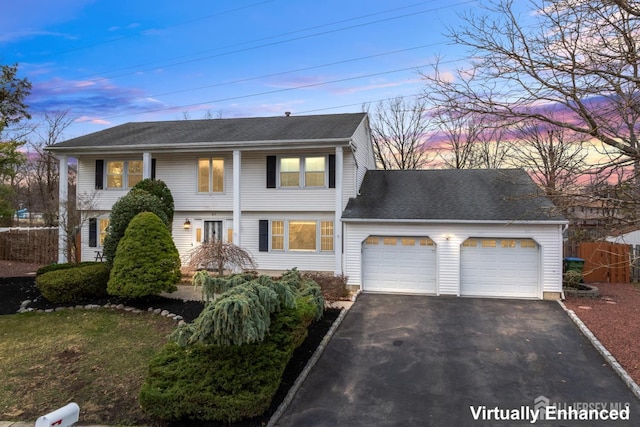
[
  {"x1": 139, "y1": 298, "x2": 317, "y2": 423},
  {"x1": 36, "y1": 261, "x2": 103, "y2": 277},
  {"x1": 35, "y1": 263, "x2": 110, "y2": 303}
]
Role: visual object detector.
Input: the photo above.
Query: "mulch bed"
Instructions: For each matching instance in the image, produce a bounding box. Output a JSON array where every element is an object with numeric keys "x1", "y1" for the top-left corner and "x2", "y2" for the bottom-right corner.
[
  {"x1": 564, "y1": 282, "x2": 640, "y2": 387},
  {"x1": 0, "y1": 275, "x2": 341, "y2": 426}
]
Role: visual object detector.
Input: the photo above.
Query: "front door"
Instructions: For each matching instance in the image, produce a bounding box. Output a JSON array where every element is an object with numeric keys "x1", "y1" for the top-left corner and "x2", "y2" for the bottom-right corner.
[{"x1": 203, "y1": 221, "x2": 223, "y2": 243}]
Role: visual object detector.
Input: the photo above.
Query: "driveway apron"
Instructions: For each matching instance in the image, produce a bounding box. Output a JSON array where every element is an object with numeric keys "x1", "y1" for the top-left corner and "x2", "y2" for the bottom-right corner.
[{"x1": 275, "y1": 293, "x2": 640, "y2": 426}]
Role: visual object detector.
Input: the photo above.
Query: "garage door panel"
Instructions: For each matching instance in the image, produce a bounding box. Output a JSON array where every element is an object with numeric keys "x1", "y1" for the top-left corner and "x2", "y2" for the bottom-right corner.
[
  {"x1": 363, "y1": 236, "x2": 436, "y2": 294},
  {"x1": 461, "y1": 238, "x2": 539, "y2": 298}
]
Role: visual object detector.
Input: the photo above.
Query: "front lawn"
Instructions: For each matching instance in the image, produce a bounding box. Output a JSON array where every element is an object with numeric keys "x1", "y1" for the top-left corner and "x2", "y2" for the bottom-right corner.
[{"x1": 0, "y1": 309, "x2": 176, "y2": 425}]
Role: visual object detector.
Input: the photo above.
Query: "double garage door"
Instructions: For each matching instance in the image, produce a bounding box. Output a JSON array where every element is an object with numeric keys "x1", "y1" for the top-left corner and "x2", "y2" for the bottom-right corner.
[{"x1": 363, "y1": 236, "x2": 539, "y2": 298}]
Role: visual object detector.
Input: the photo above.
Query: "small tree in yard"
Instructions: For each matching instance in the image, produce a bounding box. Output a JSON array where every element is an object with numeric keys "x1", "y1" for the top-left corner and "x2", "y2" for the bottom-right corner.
[
  {"x1": 186, "y1": 240, "x2": 256, "y2": 276},
  {"x1": 102, "y1": 188, "x2": 170, "y2": 265},
  {"x1": 108, "y1": 212, "x2": 180, "y2": 298}
]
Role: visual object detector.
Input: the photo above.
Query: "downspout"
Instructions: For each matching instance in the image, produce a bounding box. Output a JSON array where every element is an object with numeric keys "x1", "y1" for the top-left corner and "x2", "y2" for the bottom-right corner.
[{"x1": 561, "y1": 223, "x2": 569, "y2": 300}]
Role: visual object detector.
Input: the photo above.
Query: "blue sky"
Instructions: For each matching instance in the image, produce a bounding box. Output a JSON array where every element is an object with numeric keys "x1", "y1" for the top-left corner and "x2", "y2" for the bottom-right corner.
[{"x1": 2, "y1": 0, "x2": 483, "y2": 139}]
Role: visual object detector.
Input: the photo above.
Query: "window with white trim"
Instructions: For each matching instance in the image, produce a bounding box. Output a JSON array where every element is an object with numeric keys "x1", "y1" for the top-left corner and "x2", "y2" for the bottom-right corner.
[
  {"x1": 99, "y1": 219, "x2": 109, "y2": 246},
  {"x1": 269, "y1": 220, "x2": 334, "y2": 252},
  {"x1": 279, "y1": 156, "x2": 326, "y2": 188},
  {"x1": 106, "y1": 160, "x2": 142, "y2": 189},
  {"x1": 198, "y1": 158, "x2": 224, "y2": 193}
]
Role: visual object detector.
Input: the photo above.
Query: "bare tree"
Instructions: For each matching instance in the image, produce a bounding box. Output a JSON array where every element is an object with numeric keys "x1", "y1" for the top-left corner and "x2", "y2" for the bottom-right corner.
[
  {"x1": 16, "y1": 110, "x2": 75, "y2": 225},
  {"x1": 474, "y1": 122, "x2": 511, "y2": 169},
  {"x1": 432, "y1": 110, "x2": 483, "y2": 169},
  {"x1": 367, "y1": 97, "x2": 434, "y2": 169},
  {"x1": 509, "y1": 119, "x2": 590, "y2": 210},
  {"x1": 422, "y1": 0, "x2": 640, "y2": 195},
  {"x1": 60, "y1": 191, "x2": 103, "y2": 263},
  {"x1": 185, "y1": 241, "x2": 256, "y2": 276}
]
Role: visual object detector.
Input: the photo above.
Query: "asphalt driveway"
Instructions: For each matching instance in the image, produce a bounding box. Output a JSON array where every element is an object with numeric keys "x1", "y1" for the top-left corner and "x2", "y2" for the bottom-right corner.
[{"x1": 275, "y1": 294, "x2": 640, "y2": 426}]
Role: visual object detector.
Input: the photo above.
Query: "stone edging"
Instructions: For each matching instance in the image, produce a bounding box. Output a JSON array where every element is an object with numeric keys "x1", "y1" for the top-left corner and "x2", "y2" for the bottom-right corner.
[
  {"x1": 267, "y1": 291, "x2": 360, "y2": 427},
  {"x1": 17, "y1": 299, "x2": 187, "y2": 325},
  {"x1": 557, "y1": 300, "x2": 640, "y2": 401}
]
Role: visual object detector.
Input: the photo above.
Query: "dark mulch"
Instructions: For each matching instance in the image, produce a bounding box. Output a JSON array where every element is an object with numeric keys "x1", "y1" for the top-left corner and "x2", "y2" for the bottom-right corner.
[{"x1": 0, "y1": 276, "x2": 341, "y2": 426}]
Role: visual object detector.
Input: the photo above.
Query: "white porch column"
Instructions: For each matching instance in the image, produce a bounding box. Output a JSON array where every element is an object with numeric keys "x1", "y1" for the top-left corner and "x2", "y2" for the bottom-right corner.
[
  {"x1": 334, "y1": 146, "x2": 343, "y2": 275},
  {"x1": 142, "y1": 152, "x2": 152, "y2": 179},
  {"x1": 58, "y1": 155, "x2": 69, "y2": 263},
  {"x1": 233, "y1": 150, "x2": 241, "y2": 246}
]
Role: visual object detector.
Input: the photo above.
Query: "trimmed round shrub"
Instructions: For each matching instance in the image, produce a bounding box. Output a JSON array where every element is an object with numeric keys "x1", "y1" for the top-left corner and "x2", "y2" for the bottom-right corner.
[
  {"x1": 132, "y1": 178, "x2": 175, "y2": 225},
  {"x1": 107, "y1": 211, "x2": 181, "y2": 298},
  {"x1": 102, "y1": 188, "x2": 170, "y2": 265},
  {"x1": 36, "y1": 261, "x2": 103, "y2": 277},
  {"x1": 35, "y1": 263, "x2": 110, "y2": 303}
]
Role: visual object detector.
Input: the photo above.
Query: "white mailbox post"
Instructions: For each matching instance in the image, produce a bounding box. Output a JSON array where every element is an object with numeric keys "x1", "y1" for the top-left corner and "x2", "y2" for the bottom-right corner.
[{"x1": 35, "y1": 402, "x2": 79, "y2": 427}]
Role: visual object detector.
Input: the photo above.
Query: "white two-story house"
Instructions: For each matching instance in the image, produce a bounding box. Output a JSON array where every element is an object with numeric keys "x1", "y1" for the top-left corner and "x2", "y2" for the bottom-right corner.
[
  {"x1": 49, "y1": 113, "x2": 375, "y2": 277},
  {"x1": 49, "y1": 112, "x2": 567, "y2": 300}
]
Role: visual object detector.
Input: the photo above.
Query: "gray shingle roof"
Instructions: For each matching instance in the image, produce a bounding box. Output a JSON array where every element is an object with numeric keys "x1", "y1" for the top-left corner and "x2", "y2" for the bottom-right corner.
[
  {"x1": 342, "y1": 169, "x2": 566, "y2": 222},
  {"x1": 49, "y1": 113, "x2": 367, "y2": 150}
]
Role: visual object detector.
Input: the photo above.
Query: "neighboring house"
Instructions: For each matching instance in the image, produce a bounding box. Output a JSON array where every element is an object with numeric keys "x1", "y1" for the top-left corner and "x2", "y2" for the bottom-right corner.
[
  {"x1": 605, "y1": 225, "x2": 640, "y2": 246},
  {"x1": 48, "y1": 112, "x2": 566, "y2": 300}
]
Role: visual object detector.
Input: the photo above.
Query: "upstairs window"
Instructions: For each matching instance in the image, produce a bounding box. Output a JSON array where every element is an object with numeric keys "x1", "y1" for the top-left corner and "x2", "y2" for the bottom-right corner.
[
  {"x1": 198, "y1": 158, "x2": 224, "y2": 193},
  {"x1": 280, "y1": 158, "x2": 300, "y2": 187},
  {"x1": 304, "y1": 157, "x2": 325, "y2": 187},
  {"x1": 106, "y1": 160, "x2": 142, "y2": 189},
  {"x1": 279, "y1": 156, "x2": 326, "y2": 188}
]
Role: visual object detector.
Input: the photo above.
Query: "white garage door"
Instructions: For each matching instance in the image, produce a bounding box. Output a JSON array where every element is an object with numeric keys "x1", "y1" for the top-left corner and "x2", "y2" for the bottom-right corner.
[
  {"x1": 461, "y1": 238, "x2": 539, "y2": 298},
  {"x1": 363, "y1": 236, "x2": 436, "y2": 294}
]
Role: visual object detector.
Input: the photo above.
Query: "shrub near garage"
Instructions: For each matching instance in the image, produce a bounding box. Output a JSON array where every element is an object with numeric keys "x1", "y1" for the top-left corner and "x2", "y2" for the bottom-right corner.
[
  {"x1": 108, "y1": 212, "x2": 181, "y2": 298},
  {"x1": 139, "y1": 270, "x2": 323, "y2": 423},
  {"x1": 35, "y1": 263, "x2": 110, "y2": 303}
]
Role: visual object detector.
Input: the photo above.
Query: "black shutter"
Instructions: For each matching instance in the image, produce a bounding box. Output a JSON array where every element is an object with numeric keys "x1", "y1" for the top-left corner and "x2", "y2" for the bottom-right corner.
[
  {"x1": 95, "y1": 160, "x2": 104, "y2": 190},
  {"x1": 151, "y1": 158, "x2": 156, "y2": 180},
  {"x1": 266, "y1": 156, "x2": 276, "y2": 188},
  {"x1": 259, "y1": 220, "x2": 269, "y2": 252},
  {"x1": 328, "y1": 154, "x2": 336, "y2": 188},
  {"x1": 89, "y1": 218, "x2": 97, "y2": 247}
]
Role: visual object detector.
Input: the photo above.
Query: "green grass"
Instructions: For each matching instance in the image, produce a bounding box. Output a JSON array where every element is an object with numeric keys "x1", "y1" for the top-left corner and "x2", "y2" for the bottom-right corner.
[{"x1": 0, "y1": 309, "x2": 176, "y2": 425}]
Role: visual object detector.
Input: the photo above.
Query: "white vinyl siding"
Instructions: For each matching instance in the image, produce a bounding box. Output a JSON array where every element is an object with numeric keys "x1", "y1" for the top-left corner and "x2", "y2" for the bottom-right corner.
[
  {"x1": 350, "y1": 118, "x2": 377, "y2": 191},
  {"x1": 241, "y1": 213, "x2": 336, "y2": 272},
  {"x1": 241, "y1": 151, "x2": 335, "y2": 211},
  {"x1": 344, "y1": 222, "x2": 563, "y2": 299}
]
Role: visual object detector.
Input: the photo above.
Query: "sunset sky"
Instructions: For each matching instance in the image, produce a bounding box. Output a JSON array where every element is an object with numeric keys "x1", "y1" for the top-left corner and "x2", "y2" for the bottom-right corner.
[{"x1": 1, "y1": 0, "x2": 525, "y2": 140}]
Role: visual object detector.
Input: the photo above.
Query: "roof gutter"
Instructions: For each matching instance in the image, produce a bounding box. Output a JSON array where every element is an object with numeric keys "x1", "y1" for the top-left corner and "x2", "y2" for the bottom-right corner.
[
  {"x1": 340, "y1": 218, "x2": 569, "y2": 225},
  {"x1": 45, "y1": 137, "x2": 353, "y2": 154}
]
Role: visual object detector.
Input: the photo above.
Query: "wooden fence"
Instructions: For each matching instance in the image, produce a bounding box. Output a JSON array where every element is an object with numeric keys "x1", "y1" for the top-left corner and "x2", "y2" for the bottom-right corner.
[
  {"x1": 0, "y1": 228, "x2": 58, "y2": 264},
  {"x1": 578, "y1": 242, "x2": 630, "y2": 283}
]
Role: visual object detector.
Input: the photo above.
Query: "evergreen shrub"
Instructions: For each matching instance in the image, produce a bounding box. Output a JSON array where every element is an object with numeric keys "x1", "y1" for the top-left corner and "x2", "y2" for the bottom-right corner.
[
  {"x1": 35, "y1": 263, "x2": 110, "y2": 303},
  {"x1": 102, "y1": 188, "x2": 170, "y2": 264},
  {"x1": 107, "y1": 212, "x2": 180, "y2": 298}
]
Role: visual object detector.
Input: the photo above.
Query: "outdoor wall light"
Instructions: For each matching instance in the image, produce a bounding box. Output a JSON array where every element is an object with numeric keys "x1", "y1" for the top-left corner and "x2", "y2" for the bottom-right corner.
[
  {"x1": 183, "y1": 218, "x2": 191, "y2": 229},
  {"x1": 445, "y1": 234, "x2": 453, "y2": 241}
]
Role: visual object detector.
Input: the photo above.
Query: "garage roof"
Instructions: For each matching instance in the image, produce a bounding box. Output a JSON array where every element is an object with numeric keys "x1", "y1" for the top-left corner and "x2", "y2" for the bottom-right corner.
[{"x1": 342, "y1": 169, "x2": 566, "y2": 222}]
